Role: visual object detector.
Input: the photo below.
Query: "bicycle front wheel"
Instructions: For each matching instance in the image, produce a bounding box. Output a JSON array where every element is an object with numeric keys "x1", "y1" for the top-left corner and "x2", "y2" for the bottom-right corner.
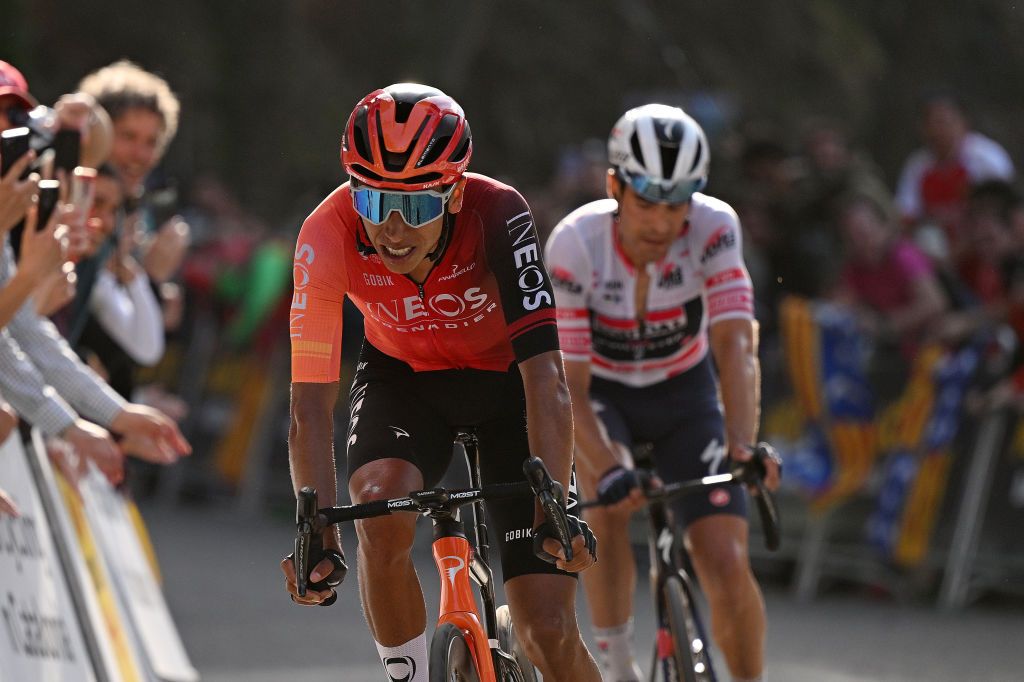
[
  {"x1": 662, "y1": 575, "x2": 716, "y2": 682},
  {"x1": 430, "y1": 622, "x2": 483, "y2": 682}
]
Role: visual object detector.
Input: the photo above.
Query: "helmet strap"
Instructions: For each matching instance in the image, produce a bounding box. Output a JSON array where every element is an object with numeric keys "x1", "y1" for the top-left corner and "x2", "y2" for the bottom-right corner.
[
  {"x1": 355, "y1": 221, "x2": 378, "y2": 256},
  {"x1": 425, "y1": 211, "x2": 454, "y2": 262}
]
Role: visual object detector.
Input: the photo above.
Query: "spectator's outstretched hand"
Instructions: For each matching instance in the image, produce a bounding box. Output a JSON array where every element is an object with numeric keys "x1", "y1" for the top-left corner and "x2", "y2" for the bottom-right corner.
[
  {"x1": 0, "y1": 401, "x2": 18, "y2": 443},
  {"x1": 0, "y1": 155, "x2": 37, "y2": 234},
  {"x1": 0, "y1": 487, "x2": 19, "y2": 517},
  {"x1": 19, "y1": 198, "x2": 69, "y2": 284},
  {"x1": 144, "y1": 216, "x2": 190, "y2": 283},
  {"x1": 46, "y1": 437, "x2": 87, "y2": 490},
  {"x1": 63, "y1": 419, "x2": 124, "y2": 485},
  {"x1": 110, "y1": 403, "x2": 191, "y2": 464}
]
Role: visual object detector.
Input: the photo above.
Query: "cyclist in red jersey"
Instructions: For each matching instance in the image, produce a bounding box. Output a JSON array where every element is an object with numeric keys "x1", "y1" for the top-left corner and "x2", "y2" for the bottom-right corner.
[{"x1": 280, "y1": 83, "x2": 601, "y2": 682}]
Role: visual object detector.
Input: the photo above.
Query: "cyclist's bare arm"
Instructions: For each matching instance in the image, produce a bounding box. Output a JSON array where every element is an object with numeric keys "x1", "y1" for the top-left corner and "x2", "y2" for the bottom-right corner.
[
  {"x1": 519, "y1": 350, "x2": 573, "y2": 494},
  {"x1": 563, "y1": 358, "x2": 630, "y2": 477},
  {"x1": 709, "y1": 318, "x2": 778, "y2": 490},
  {"x1": 289, "y1": 381, "x2": 343, "y2": 551},
  {"x1": 519, "y1": 350, "x2": 596, "y2": 572}
]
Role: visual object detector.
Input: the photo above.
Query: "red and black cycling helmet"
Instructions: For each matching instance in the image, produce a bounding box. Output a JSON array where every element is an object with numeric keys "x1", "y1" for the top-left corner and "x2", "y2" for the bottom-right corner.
[{"x1": 341, "y1": 83, "x2": 473, "y2": 192}]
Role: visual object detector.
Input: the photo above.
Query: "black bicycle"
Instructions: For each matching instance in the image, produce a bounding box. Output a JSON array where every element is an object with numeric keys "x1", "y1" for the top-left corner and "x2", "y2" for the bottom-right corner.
[
  {"x1": 294, "y1": 431, "x2": 578, "y2": 682},
  {"x1": 580, "y1": 443, "x2": 781, "y2": 682}
]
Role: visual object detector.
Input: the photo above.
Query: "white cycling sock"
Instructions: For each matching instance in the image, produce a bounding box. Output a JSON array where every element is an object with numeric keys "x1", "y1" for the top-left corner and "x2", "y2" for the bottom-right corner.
[
  {"x1": 594, "y1": 618, "x2": 643, "y2": 682},
  {"x1": 375, "y1": 633, "x2": 428, "y2": 682}
]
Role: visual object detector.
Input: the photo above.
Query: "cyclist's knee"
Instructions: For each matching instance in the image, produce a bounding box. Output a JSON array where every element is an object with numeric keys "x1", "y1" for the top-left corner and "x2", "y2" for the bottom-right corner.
[
  {"x1": 583, "y1": 504, "x2": 632, "y2": 528},
  {"x1": 690, "y1": 533, "x2": 751, "y2": 594},
  {"x1": 516, "y1": 611, "x2": 581, "y2": 667},
  {"x1": 350, "y1": 473, "x2": 419, "y2": 563}
]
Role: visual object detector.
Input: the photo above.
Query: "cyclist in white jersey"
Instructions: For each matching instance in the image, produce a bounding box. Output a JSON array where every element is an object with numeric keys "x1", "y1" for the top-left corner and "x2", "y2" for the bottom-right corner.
[{"x1": 545, "y1": 104, "x2": 781, "y2": 682}]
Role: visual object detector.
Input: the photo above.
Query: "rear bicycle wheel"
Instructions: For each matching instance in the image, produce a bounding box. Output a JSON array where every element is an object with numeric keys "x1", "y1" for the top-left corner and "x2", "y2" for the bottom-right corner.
[
  {"x1": 430, "y1": 622, "x2": 482, "y2": 682},
  {"x1": 495, "y1": 604, "x2": 538, "y2": 682},
  {"x1": 661, "y1": 575, "x2": 716, "y2": 682}
]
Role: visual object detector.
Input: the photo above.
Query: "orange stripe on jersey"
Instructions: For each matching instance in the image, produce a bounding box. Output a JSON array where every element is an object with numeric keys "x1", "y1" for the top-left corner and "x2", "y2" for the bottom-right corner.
[{"x1": 293, "y1": 340, "x2": 334, "y2": 356}]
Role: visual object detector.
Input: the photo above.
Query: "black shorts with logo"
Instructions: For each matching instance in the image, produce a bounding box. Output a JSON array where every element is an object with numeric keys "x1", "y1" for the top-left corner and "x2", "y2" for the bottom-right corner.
[
  {"x1": 590, "y1": 356, "x2": 748, "y2": 526},
  {"x1": 346, "y1": 340, "x2": 570, "y2": 581}
]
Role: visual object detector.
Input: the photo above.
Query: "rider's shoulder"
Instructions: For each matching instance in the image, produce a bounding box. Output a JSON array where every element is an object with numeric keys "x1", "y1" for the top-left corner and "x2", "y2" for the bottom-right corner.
[
  {"x1": 552, "y1": 199, "x2": 617, "y2": 239},
  {"x1": 300, "y1": 182, "x2": 356, "y2": 240},
  {"x1": 687, "y1": 192, "x2": 740, "y2": 235},
  {"x1": 461, "y1": 172, "x2": 529, "y2": 211}
]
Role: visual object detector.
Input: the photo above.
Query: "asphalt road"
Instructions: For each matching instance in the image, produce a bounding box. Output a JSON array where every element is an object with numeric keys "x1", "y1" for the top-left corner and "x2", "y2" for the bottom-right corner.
[{"x1": 139, "y1": 502, "x2": 1024, "y2": 682}]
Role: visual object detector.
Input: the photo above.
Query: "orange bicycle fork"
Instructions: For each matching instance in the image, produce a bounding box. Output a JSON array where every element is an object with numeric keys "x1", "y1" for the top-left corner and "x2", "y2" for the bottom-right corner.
[{"x1": 431, "y1": 506, "x2": 504, "y2": 681}]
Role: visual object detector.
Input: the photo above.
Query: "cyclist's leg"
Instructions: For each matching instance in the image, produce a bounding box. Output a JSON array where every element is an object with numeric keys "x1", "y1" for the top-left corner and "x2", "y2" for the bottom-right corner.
[
  {"x1": 651, "y1": 406, "x2": 764, "y2": 681},
  {"x1": 574, "y1": 393, "x2": 644, "y2": 680},
  {"x1": 346, "y1": 345, "x2": 454, "y2": 679},
  {"x1": 477, "y1": 379, "x2": 601, "y2": 682},
  {"x1": 505, "y1": 574, "x2": 601, "y2": 681}
]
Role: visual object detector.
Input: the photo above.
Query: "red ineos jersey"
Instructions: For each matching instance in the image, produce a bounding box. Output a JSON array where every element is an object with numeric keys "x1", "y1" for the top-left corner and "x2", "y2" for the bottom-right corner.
[
  {"x1": 290, "y1": 173, "x2": 559, "y2": 381},
  {"x1": 545, "y1": 195, "x2": 754, "y2": 387}
]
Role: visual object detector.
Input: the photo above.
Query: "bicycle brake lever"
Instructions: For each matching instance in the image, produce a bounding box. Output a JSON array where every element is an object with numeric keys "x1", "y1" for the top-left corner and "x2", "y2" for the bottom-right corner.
[
  {"x1": 731, "y1": 447, "x2": 782, "y2": 552},
  {"x1": 295, "y1": 487, "x2": 321, "y2": 597},
  {"x1": 523, "y1": 457, "x2": 574, "y2": 562}
]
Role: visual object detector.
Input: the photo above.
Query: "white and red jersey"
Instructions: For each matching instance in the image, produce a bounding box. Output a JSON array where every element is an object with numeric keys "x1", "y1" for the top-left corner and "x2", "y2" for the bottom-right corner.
[
  {"x1": 544, "y1": 194, "x2": 754, "y2": 388},
  {"x1": 895, "y1": 132, "x2": 1014, "y2": 223}
]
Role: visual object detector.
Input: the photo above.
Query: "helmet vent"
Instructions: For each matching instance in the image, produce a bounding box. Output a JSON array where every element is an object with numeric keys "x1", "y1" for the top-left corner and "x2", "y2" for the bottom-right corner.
[
  {"x1": 659, "y1": 145, "x2": 680, "y2": 181},
  {"x1": 629, "y1": 131, "x2": 647, "y2": 171},
  {"x1": 353, "y1": 106, "x2": 371, "y2": 160},
  {"x1": 417, "y1": 114, "x2": 459, "y2": 167},
  {"x1": 688, "y1": 138, "x2": 704, "y2": 174},
  {"x1": 449, "y1": 123, "x2": 471, "y2": 163}
]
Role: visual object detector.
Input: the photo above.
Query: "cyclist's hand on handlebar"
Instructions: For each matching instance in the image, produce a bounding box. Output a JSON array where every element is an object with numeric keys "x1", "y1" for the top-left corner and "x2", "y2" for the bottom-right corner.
[
  {"x1": 731, "y1": 442, "x2": 782, "y2": 493},
  {"x1": 281, "y1": 545, "x2": 348, "y2": 606},
  {"x1": 534, "y1": 515, "x2": 597, "y2": 573},
  {"x1": 596, "y1": 465, "x2": 647, "y2": 512}
]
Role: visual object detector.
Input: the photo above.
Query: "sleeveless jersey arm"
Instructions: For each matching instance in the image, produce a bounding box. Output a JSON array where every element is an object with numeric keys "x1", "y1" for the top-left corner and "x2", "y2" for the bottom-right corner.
[
  {"x1": 544, "y1": 223, "x2": 593, "y2": 363},
  {"x1": 290, "y1": 209, "x2": 349, "y2": 383},
  {"x1": 480, "y1": 188, "x2": 560, "y2": 362},
  {"x1": 696, "y1": 205, "x2": 755, "y2": 324}
]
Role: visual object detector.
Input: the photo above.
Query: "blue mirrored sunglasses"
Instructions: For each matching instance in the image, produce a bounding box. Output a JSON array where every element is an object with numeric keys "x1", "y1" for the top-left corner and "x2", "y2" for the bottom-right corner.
[
  {"x1": 351, "y1": 183, "x2": 455, "y2": 228},
  {"x1": 619, "y1": 170, "x2": 704, "y2": 205}
]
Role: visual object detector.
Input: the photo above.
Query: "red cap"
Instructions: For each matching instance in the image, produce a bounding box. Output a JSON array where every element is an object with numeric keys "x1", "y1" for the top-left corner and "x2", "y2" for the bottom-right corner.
[{"x1": 0, "y1": 61, "x2": 38, "y2": 109}]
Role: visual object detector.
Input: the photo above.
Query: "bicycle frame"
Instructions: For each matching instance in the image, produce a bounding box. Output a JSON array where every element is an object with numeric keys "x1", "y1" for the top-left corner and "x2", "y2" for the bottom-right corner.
[
  {"x1": 430, "y1": 431, "x2": 516, "y2": 681},
  {"x1": 294, "y1": 430, "x2": 577, "y2": 680},
  {"x1": 644, "y1": 487, "x2": 716, "y2": 682}
]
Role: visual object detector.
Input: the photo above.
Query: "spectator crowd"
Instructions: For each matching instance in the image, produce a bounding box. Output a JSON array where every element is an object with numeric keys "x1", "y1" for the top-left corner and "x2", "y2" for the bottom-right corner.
[{"x1": 0, "y1": 58, "x2": 192, "y2": 514}]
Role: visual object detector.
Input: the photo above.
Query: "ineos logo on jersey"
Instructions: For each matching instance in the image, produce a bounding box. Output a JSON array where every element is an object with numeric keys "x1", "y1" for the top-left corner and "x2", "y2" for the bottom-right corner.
[
  {"x1": 290, "y1": 243, "x2": 315, "y2": 339},
  {"x1": 364, "y1": 287, "x2": 496, "y2": 328},
  {"x1": 507, "y1": 211, "x2": 553, "y2": 311}
]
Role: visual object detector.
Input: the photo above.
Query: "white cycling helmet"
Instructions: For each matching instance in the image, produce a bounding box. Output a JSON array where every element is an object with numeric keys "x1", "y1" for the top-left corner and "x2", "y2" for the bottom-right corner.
[{"x1": 607, "y1": 103, "x2": 709, "y2": 204}]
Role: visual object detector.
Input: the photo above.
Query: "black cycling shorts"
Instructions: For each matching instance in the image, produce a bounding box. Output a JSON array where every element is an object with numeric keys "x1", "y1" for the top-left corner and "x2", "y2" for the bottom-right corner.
[
  {"x1": 345, "y1": 341, "x2": 571, "y2": 582},
  {"x1": 589, "y1": 356, "x2": 748, "y2": 525}
]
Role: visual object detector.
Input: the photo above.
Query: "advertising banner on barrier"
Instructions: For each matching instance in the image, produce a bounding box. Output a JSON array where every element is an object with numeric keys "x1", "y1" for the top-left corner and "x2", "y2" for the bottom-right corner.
[
  {"x1": 0, "y1": 433, "x2": 98, "y2": 682},
  {"x1": 78, "y1": 466, "x2": 199, "y2": 682}
]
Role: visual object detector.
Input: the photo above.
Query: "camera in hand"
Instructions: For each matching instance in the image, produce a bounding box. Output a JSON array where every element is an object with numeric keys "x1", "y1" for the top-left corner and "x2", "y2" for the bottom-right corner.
[{"x1": 0, "y1": 106, "x2": 82, "y2": 178}]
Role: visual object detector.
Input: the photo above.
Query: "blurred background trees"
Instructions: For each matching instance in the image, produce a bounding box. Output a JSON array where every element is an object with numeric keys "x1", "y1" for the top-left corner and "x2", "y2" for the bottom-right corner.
[{"x1": 7, "y1": 0, "x2": 1023, "y2": 228}]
